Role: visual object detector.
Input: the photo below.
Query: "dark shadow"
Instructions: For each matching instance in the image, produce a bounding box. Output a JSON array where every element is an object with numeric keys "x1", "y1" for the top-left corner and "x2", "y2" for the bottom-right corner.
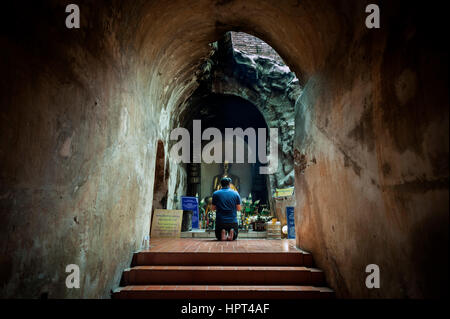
[{"x1": 151, "y1": 140, "x2": 169, "y2": 231}]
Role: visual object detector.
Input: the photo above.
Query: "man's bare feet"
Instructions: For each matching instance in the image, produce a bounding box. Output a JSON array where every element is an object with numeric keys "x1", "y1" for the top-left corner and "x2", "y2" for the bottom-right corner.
[
  {"x1": 221, "y1": 229, "x2": 227, "y2": 241},
  {"x1": 228, "y1": 228, "x2": 235, "y2": 241}
]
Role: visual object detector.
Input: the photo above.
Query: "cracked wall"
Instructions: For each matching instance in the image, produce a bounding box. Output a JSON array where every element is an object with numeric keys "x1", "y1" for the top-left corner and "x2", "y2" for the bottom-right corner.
[{"x1": 294, "y1": 3, "x2": 448, "y2": 297}]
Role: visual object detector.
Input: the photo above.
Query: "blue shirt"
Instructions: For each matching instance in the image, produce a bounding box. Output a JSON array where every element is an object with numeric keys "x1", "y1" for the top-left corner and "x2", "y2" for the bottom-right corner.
[{"x1": 212, "y1": 187, "x2": 241, "y2": 224}]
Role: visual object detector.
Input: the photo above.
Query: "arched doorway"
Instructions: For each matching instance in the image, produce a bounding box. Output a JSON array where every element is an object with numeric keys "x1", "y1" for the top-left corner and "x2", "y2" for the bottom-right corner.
[
  {"x1": 151, "y1": 140, "x2": 169, "y2": 229},
  {"x1": 173, "y1": 31, "x2": 300, "y2": 233},
  {"x1": 183, "y1": 94, "x2": 270, "y2": 206}
]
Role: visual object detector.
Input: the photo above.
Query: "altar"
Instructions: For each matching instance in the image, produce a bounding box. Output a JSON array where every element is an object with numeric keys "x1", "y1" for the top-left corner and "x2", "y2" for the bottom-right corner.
[{"x1": 184, "y1": 142, "x2": 272, "y2": 233}]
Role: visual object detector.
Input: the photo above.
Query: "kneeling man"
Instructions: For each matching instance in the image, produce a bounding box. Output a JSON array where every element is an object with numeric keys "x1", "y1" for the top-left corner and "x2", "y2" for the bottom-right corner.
[{"x1": 212, "y1": 177, "x2": 241, "y2": 241}]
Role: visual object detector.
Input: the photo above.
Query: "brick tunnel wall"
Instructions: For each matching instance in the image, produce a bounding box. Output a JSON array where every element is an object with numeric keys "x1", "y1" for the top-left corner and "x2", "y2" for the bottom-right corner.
[{"x1": 230, "y1": 32, "x2": 285, "y2": 64}]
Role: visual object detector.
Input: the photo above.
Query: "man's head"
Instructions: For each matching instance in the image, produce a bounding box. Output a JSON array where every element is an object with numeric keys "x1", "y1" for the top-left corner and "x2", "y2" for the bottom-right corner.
[{"x1": 220, "y1": 177, "x2": 232, "y2": 188}]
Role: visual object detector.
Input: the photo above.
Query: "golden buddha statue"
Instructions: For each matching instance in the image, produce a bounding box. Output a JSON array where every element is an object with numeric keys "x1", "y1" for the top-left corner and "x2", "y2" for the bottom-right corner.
[{"x1": 212, "y1": 161, "x2": 240, "y2": 192}]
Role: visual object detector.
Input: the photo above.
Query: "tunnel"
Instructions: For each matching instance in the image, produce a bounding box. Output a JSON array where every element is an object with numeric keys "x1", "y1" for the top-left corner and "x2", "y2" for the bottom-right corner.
[{"x1": 0, "y1": 0, "x2": 448, "y2": 299}]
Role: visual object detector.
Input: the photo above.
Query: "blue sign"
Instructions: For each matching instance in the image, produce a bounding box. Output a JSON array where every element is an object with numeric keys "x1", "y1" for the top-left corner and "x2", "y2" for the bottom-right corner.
[
  {"x1": 181, "y1": 196, "x2": 199, "y2": 229},
  {"x1": 286, "y1": 207, "x2": 296, "y2": 239}
]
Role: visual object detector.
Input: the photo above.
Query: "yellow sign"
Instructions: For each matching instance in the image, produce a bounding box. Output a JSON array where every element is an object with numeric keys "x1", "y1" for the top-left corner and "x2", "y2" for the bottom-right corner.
[
  {"x1": 150, "y1": 209, "x2": 183, "y2": 238},
  {"x1": 275, "y1": 187, "x2": 294, "y2": 198}
]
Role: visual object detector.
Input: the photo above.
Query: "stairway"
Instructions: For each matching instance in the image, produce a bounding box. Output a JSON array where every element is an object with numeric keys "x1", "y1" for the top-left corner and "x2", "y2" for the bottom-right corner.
[{"x1": 112, "y1": 247, "x2": 334, "y2": 299}]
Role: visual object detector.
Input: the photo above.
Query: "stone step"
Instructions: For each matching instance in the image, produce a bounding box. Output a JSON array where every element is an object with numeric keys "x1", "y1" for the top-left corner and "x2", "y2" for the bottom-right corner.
[
  {"x1": 122, "y1": 266, "x2": 325, "y2": 285},
  {"x1": 114, "y1": 240, "x2": 332, "y2": 299},
  {"x1": 132, "y1": 251, "x2": 313, "y2": 267},
  {"x1": 112, "y1": 285, "x2": 335, "y2": 299}
]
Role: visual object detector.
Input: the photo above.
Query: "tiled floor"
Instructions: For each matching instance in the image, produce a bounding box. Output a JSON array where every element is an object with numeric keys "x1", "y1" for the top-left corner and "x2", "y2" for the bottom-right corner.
[{"x1": 145, "y1": 238, "x2": 301, "y2": 253}]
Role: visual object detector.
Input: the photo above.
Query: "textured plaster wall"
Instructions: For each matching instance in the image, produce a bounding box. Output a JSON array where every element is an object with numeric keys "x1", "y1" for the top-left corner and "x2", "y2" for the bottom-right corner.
[
  {"x1": 0, "y1": 0, "x2": 186, "y2": 298},
  {"x1": 294, "y1": 3, "x2": 448, "y2": 298}
]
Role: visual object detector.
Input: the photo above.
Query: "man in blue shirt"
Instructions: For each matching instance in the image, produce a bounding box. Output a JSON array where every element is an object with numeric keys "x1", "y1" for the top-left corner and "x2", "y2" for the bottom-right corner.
[{"x1": 212, "y1": 177, "x2": 242, "y2": 241}]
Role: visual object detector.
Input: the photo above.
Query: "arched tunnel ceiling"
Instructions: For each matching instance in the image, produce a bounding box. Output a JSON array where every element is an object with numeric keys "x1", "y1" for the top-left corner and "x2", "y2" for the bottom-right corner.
[{"x1": 125, "y1": 0, "x2": 351, "y2": 120}]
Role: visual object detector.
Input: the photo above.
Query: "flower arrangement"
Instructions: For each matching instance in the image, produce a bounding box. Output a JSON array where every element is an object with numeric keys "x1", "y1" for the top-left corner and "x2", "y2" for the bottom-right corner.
[
  {"x1": 199, "y1": 197, "x2": 216, "y2": 230},
  {"x1": 241, "y1": 194, "x2": 260, "y2": 216},
  {"x1": 240, "y1": 195, "x2": 273, "y2": 231}
]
